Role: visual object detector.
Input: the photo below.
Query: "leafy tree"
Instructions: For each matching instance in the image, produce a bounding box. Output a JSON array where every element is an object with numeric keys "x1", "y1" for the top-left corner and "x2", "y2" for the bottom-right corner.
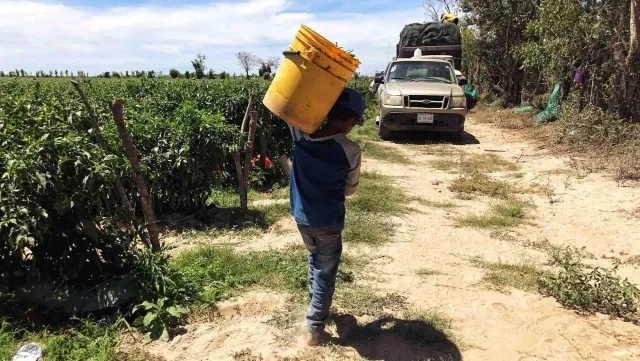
[
  {"x1": 191, "y1": 53, "x2": 207, "y2": 79},
  {"x1": 104, "y1": 71, "x2": 111, "y2": 78},
  {"x1": 207, "y1": 69, "x2": 216, "y2": 79},
  {"x1": 19, "y1": 69, "x2": 25, "y2": 77},
  {"x1": 257, "y1": 56, "x2": 280, "y2": 79},
  {"x1": 169, "y1": 68, "x2": 180, "y2": 79},
  {"x1": 460, "y1": 0, "x2": 538, "y2": 105},
  {"x1": 0, "y1": 71, "x2": 4, "y2": 77},
  {"x1": 65, "y1": 70, "x2": 69, "y2": 77},
  {"x1": 219, "y1": 71, "x2": 229, "y2": 79},
  {"x1": 236, "y1": 51, "x2": 257, "y2": 79},
  {"x1": 184, "y1": 70, "x2": 191, "y2": 79},
  {"x1": 516, "y1": 0, "x2": 639, "y2": 121}
]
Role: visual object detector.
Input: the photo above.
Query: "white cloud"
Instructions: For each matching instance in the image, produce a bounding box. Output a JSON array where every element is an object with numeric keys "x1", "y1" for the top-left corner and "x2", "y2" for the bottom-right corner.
[{"x1": 0, "y1": 0, "x2": 424, "y2": 75}]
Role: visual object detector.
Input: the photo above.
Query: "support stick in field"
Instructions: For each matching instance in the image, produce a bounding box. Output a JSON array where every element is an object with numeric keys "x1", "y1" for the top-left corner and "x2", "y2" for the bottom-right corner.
[
  {"x1": 70, "y1": 80, "x2": 146, "y2": 246},
  {"x1": 241, "y1": 96, "x2": 254, "y2": 132},
  {"x1": 234, "y1": 100, "x2": 259, "y2": 209},
  {"x1": 110, "y1": 99, "x2": 161, "y2": 252},
  {"x1": 258, "y1": 127, "x2": 267, "y2": 169},
  {"x1": 242, "y1": 110, "x2": 259, "y2": 192}
]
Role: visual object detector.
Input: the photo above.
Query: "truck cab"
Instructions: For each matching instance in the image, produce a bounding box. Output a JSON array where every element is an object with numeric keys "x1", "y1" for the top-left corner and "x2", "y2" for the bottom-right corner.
[{"x1": 375, "y1": 57, "x2": 468, "y2": 141}]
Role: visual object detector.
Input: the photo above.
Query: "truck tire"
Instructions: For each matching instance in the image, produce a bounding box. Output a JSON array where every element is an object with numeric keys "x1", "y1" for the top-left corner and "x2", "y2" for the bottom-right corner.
[
  {"x1": 451, "y1": 129, "x2": 464, "y2": 142},
  {"x1": 379, "y1": 122, "x2": 392, "y2": 140}
]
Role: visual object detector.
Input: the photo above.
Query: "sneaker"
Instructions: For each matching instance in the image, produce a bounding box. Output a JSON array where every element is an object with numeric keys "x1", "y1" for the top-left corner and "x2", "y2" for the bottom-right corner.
[{"x1": 306, "y1": 330, "x2": 330, "y2": 347}]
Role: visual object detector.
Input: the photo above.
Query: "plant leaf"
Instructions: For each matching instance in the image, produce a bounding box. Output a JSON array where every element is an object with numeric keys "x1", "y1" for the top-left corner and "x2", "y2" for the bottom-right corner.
[{"x1": 143, "y1": 312, "x2": 158, "y2": 327}]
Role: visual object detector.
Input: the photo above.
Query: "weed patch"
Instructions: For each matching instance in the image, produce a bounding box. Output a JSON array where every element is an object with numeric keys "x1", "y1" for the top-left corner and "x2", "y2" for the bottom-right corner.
[
  {"x1": 361, "y1": 142, "x2": 412, "y2": 164},
  {"x1": 472, "y1": 258, "x2": 541, "y2": 292},
  {"x1": 171, "y1": 245, "x2": 309, "y2": 303},
  {"x1": 456, "y1": 200, "x2": 530, "y2": 229},
  {"x1": 343, "y1": 172, "x2": 408, "y2": 245},
  {"x1": 391, "y1": 309, "x2": 455, "y2": 344},
  {"x1": 343, "y1": 212, "x2": 395, "y2": 245},
  {"x1": 432, "y1": 153, "x2": 519, "y2": 174},
  {"x1": 626, "y1": 255, "x2": 640, "y2": 266},
  {"x1": 449, "y1": 173, "x2": 518, "y2": 199},
  {"x1": 540, "y1": 247, "x2": 640, "y2": 320},
  {"x1": 248, "y1": 186, "x2": 289, "y2": 202},
  {"x1": 0, "y1": 319, "x2": 145, "y2": 361},
  {"x1": 177, "y1": 202, "x2": 290, "y2": 240},
  {"x1": 413, "y1": 198, "x2": 458, "y2": 209},
  {"x1": 348, "y1": 173, "x2": 409, "y2": 215},
  {"x1": 416, "y1": 268, "x2": 443, "y2": 276},
  {"x1": 334, "y1": 286, "x2": 407, "y2": 317}
]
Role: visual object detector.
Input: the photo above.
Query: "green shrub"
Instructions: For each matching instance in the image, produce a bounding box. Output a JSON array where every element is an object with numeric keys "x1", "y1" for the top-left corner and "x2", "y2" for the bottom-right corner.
[{"x1": 540, "y1": 247, "x2": 640, "y2": 319}]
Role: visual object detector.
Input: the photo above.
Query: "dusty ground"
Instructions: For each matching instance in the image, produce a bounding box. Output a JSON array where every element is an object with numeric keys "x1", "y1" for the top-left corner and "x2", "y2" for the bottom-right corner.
[{"x1": 138, "y1": 112, "x2": 640, "y2": 361}]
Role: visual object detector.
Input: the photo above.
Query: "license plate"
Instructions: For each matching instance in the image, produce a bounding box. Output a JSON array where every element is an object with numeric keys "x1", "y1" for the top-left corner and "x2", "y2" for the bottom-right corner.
[{"x1": 417, "y1": 113, "x2": 434, "y2": 124}]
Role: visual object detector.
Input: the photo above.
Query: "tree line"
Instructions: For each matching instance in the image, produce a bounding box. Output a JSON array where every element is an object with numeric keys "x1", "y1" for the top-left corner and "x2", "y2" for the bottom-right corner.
[{"x1": 0, "y1": 51, "x2": 281, "y2": 81}]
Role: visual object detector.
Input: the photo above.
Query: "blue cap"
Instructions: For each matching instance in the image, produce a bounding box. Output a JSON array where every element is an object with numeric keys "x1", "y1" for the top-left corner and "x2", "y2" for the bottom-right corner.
[{"x1": 335, "y1": 88, "x2": 365, "y2": 121}]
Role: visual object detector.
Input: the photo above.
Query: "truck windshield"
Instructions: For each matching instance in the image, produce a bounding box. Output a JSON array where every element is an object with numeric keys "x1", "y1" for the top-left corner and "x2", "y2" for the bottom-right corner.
[{"x1": 387, "y1": 61, "x2": 454, "y2": 84}]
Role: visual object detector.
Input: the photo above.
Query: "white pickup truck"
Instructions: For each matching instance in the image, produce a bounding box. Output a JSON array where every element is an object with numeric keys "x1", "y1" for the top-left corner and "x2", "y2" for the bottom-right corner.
[{"x1": 372, "y1": 55, "x2": 468, "y2": 141}]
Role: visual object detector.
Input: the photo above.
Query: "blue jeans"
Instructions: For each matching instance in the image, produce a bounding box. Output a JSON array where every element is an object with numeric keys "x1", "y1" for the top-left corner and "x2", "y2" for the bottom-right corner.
[{"x1": 297, "y1": 224, "x2": 343, "y2": 334}]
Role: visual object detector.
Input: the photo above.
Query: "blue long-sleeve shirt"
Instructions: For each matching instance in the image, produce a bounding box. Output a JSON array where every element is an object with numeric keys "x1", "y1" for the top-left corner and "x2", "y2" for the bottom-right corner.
[{"x1": 289, "y1": 126, "x2": 361, "y2": 230}]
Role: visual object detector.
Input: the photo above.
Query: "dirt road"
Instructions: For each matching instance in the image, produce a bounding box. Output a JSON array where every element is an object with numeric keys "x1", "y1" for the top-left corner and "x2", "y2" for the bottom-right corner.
[{"x1": 143, "y1": 113, "x2": 640, "y2": 361}]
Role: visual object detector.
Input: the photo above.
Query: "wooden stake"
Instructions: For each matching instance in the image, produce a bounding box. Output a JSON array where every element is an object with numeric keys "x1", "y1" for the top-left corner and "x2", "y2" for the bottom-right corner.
[
  {"x1": 235, "y1": 111, "x2": 258, "y2": 210},
  {"x1": 233, "y1": 152, "x2": 247, "y2": 209},
  {"x1": 258, "y1": 127, "x2": 267, "y2": 169},
  {"x1": 240, "y1": 96, "x2": 253, "y2": 132},
  {"x1": 110, "y1": 99, "x2": 161, "y2": 252},
  {"x1": 70, "y1": 80, "x2": 146, "y2": 246}
]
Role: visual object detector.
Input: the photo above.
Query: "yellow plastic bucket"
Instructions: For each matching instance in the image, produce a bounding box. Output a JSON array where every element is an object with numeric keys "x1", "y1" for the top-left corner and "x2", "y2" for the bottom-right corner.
[{"x1": 263, "y1": 25, "x2": 360, "y2": 134}]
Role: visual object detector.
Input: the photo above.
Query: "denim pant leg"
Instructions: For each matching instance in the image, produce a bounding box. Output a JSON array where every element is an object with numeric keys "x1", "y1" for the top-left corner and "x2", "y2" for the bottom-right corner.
[
  {"x1": 298, "y1": 226, "x2": 316, "y2": 301},
  {"x1": 297, "y1": 224, "x2": 343, "y2": 334}
]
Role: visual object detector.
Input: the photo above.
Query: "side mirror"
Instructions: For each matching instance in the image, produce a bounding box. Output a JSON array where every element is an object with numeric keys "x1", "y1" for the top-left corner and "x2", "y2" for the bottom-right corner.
[
  {"x1": 458, "y1": 77, "x2": 468, "y2": 86},
  {"x1": 374, "y1": 75, "x2": 384, "y2": 84}
]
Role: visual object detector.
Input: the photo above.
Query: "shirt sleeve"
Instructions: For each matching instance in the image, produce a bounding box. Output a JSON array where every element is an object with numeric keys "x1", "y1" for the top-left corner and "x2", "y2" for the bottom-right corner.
[
  {"x1": 336, "y1": 137, "x2": 361, "y2": 196},
  {"x1": 345, "y1": 151, "x2": 361, "y2": 196},
  {"x1": 288, "y1": 124, "x2": 306, "y2": 142}
]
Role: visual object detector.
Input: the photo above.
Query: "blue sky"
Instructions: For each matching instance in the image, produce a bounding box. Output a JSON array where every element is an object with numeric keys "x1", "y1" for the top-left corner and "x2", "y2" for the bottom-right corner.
[{"x1": 0, "y1": 0, "x2": 426, "y2": 75}]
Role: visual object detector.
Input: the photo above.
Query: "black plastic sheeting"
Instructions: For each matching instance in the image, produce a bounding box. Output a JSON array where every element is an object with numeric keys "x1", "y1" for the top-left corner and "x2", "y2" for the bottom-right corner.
[{"x1": 399, "y1": 22, "x2": 461, "y2": 47}]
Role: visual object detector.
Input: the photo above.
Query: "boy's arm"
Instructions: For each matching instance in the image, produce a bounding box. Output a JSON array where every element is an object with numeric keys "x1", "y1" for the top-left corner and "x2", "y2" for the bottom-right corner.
[{"x1": 345, "y1": 145, "x2": 361, "y2": 197}]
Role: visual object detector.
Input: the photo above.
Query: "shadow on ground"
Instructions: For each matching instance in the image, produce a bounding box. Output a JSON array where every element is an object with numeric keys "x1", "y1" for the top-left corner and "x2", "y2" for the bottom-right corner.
[
  {"x1": 334, "y1": 314, "x2": 462, "y2": 361},
  {"x1": 388, "y1": 131, "x2": 480, "y2": 146},
  {"x1": 161, "y1": 207, "x2": 275, "y2": 234}
]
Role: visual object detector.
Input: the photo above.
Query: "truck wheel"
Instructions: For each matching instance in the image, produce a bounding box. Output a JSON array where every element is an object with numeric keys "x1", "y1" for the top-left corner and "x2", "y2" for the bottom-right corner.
[
  {"x1": 379, "y1": 123, "x2": 392, "y2": 140},
  {"x1": 451, "y1": 129, "x2": 464, "y2": 142}
]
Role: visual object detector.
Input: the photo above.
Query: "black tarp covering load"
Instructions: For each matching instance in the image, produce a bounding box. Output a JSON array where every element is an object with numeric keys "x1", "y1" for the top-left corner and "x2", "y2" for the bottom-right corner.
[{"x1": 399, "y1": 22, "x2": 461, "y2": 47}]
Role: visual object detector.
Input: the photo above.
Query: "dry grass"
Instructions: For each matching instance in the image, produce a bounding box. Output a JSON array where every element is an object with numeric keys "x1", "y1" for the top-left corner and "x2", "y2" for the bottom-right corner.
[
  {"x1": 626, "y1": 255, "x2": 640, "y2": 266},
  {"x1": 432, "y1": 153, "x2": 519, "y2": 174},
  {"x1": 470, "y1": 107, "x2": 533, "y2": 130},
  {"x1": 455, "y1": 200, "x2": 531, "y2": 229},
  {"x1": 412, "y1": 197, "x2": 458, "y2": 209},
  {"x1": 361, "y1": 141, "x2": 412, "y2": 164},
  {"x1": 334, "y1": 286, "x2": 407, "y2": 317},
  {"x1": 541, "y1": 168, "x2": 576, "y2": 176},
  {"x1": 472, "y1": 258, "x2": 541, "y2": 292},
  {"x1": 449, "y1": 173, "x2": 519, "y2": 199},
  {"x1": 416, "y1": 268, "x2": 443, "y2": 276},
  {"x1": 472, "y1": 101, "x2": 640, "y2": 182}
]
